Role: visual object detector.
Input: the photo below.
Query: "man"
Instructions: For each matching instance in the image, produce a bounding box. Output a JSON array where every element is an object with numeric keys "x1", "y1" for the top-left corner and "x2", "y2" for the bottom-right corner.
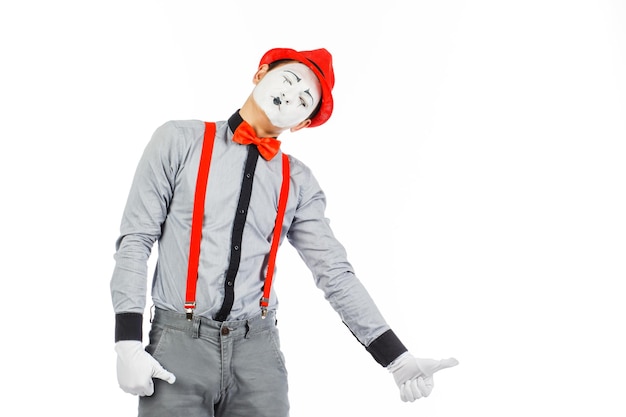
[{"x1": 111, "y1": 47, "x2": 457, "y2": 417}]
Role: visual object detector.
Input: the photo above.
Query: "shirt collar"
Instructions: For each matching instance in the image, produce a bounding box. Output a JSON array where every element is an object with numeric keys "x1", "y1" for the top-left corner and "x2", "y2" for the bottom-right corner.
[{"x1": 228, "y1": 110, "x2": 244, "y2": 134}]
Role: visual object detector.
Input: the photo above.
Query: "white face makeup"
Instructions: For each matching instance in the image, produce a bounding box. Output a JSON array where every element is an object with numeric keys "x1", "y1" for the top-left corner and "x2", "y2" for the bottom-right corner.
[{"x1": 253, "y1": 62, "x2": 322, "y2": 129}]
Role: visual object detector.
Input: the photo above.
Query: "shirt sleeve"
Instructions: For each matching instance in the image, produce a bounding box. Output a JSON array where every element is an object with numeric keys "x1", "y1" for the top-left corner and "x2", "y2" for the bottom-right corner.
[
  {"x1": 285, "y1": 160, "x2": 407, "y2": 366},
  {"x1": 110, "y1": 121, "x2": 189, "y2": 338}
]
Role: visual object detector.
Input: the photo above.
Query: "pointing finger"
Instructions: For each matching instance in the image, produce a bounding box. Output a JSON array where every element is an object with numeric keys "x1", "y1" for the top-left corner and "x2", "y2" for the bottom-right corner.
[
  {"x1": 434, "y1": 357, "x2": 459, "y2": 372},
  {"x1": 417, "y1": 357, "x2": 459, "y2": 375},
  {"x1": 153, "y1": 367, "x2": 177, "y2": 384}
]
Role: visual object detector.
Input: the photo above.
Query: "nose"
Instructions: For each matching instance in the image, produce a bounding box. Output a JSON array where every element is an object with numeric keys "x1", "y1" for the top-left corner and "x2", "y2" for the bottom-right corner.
[
  {"x1": 273, "y1": 96, "x2": 282, "y2": 105},
  {"x1": 281, "y1": 92, "x2": 295, "y2": 105}
]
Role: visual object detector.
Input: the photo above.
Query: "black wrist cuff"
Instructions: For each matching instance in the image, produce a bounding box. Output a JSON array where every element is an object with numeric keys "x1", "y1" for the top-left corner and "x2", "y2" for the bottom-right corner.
[
  {"x1": 366, "y1": 329, "x2": 408, "y2": 367},
  {"x1": 114, "y1": 312, "x2": 143, "y2": 342}
]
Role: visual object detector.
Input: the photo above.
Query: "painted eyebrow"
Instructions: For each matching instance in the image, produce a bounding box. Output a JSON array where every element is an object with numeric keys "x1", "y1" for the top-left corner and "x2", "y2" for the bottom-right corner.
[
  {"x1": 303, "y1": 89, "x2": 314, "y2": 103},
  {"x1": 284, "y1": 70, "x2": 302, "y2": 82}
]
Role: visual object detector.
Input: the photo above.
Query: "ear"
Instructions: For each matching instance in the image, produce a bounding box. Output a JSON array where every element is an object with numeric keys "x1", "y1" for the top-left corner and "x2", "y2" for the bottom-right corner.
[
  {"x1": 290, "y1": 119, "x2": 312, "y2": 132},
  {"x1": 253, "y1": 64, "x2": 270, "y2": 85}
]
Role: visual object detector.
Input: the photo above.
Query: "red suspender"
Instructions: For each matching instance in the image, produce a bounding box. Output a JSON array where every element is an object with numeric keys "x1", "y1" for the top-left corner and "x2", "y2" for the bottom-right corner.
[
  {"x1": 260, "y1": 152, "x2": 290, "y2": 318},
  {"x1": 184, "y1": 121, "x2": 290, "y2": 320},
  {"x1": 185, "y1": 122, "x2": 216, "y2": 320}
]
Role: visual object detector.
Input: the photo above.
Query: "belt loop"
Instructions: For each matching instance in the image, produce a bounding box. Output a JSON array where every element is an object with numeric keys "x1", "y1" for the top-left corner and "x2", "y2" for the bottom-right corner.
[{"x1": 192, "y1": 317, "x2": 200, "y2": 339}]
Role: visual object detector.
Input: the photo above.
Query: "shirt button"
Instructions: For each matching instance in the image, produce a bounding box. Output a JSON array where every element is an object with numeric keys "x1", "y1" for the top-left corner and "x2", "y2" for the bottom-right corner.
[
  {"x1": 221, "y1": 327, "x2": 230, "y2": 336},
  {"x1": 227, "y1": 280, "x2": 233, "y2": 287},
  {"x1": 234, "y1": 245, "x2": 240, "y2": 251}
]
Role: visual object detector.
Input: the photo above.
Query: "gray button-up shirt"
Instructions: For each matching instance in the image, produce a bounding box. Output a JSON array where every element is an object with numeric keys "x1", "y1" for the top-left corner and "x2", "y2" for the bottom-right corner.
[{"x1": 111, "y1": 117, "x2": 390, "y2": 347}]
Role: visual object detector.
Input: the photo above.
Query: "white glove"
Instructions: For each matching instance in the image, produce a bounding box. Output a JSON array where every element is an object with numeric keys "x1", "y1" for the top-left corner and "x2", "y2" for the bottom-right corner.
[
  {"x1": 387, "y1": 352, "x2": 458, "y2": 402},
  {"x1": 115, "y1": 340, "x2": 176, "y2": 396}
]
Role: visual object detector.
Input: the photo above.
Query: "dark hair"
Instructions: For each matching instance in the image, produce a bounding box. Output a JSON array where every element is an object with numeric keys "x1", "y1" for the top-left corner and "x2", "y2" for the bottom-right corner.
[
  {"x1": 267, "y1": 60, "x2": 323, "y2": 122},
  {"x1": 267, "y1": 59, "x2": 295, "y2": 70}
]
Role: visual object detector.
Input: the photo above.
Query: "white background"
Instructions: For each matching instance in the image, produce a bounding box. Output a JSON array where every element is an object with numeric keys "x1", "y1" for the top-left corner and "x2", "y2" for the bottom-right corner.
[{"x1": 1, "y1": 1, "x2": 625, "y2": 415}]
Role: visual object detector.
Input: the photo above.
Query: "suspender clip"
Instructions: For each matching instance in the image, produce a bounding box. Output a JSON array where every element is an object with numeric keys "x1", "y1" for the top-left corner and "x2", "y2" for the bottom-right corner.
[
  {"x1": 260, "y1": 297, "x2": 270, "y2": 319},
  {"x1": 184, "y1": 301, "x2": 196, "y2": 321}
]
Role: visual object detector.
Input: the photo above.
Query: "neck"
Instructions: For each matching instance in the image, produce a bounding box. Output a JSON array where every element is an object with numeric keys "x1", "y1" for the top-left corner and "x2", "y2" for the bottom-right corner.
[{"x1": 239, "y1": 94, "x2": 286, "y2": 138}]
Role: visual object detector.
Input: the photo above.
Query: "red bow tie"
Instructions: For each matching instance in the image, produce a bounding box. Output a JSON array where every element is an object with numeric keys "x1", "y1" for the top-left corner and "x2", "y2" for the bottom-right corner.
[{"x1": 232, "y1": 121, "x2": 281, "y2": 161}]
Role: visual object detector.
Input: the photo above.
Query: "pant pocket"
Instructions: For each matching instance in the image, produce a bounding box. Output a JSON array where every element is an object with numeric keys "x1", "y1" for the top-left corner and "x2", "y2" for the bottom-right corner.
[
  {"x1": 145, "y1": 324, "x2": 165, "y2": 356},
  {"x1": 266, "y1": 326, "x2": 288, "y2": 372}
]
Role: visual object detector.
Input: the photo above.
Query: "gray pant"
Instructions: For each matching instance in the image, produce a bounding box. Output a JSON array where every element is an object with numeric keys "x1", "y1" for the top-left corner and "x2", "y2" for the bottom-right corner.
[{"x1": 139, "y1": 308, "x2": 289, "y2": 417}]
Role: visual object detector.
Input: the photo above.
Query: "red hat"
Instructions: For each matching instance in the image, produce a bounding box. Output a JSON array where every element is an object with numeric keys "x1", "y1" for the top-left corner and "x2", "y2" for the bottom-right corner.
[{"x1": 259, "y1": 48, "x2": 335, "y2": 128}]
